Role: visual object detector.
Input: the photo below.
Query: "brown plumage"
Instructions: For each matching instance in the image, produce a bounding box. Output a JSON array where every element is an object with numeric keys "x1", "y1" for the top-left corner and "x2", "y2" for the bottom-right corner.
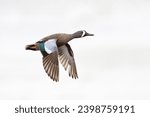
[{"x1": 25, "y1": 30, "x2": 94, "y2": 82}]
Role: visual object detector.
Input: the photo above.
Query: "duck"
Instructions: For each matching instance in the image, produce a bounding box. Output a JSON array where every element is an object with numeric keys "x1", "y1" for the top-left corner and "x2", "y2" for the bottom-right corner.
[{"x1": 25, "y1": 30, "x2": 94, "y2": 82}]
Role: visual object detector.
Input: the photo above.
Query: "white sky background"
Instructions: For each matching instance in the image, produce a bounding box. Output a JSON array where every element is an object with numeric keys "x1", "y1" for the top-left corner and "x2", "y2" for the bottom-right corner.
[{"x1": 0, "y1": 0, "x2": 150, "y2": 100}]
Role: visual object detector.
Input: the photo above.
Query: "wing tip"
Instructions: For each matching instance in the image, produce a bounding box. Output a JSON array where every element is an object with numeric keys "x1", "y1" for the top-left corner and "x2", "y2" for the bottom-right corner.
[{"x1": 69, "y1": 73, "x2": 79, "y2": 79}]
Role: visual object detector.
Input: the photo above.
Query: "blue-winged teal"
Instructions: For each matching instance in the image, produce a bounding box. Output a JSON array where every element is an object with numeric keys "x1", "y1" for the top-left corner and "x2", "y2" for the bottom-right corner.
[{"x1": 26, "y1": 30, "x2": 94, "y2": 82}]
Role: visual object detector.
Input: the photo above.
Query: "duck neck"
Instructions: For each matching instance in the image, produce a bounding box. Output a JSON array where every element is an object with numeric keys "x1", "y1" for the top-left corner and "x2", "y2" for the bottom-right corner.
[{"x1": 72, "y1": 33, "x2": 81, "y2": 39}]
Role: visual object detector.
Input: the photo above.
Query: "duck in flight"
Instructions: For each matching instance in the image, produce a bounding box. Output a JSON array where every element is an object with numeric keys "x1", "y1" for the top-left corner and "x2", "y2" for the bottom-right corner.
[{"x1": 25, "y1": 30, "x2": 94, "y2": 82}]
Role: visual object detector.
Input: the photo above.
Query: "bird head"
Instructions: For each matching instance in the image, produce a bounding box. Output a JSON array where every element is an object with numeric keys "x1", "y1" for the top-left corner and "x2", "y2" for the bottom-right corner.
[{"x1": 73, "y1": 30, "x2": 94, "y2": 38}]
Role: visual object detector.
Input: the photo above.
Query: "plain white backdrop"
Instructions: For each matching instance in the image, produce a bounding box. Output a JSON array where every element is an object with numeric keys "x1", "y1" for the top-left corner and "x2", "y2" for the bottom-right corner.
[{"x1": 0, "y1": 0, "x2": 150, "y2": 99}]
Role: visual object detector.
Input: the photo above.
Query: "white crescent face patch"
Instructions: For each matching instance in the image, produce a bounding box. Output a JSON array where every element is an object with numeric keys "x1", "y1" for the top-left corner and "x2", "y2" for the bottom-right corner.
[
  {"x1": 44, "y1": 39, "x2": 57, "y2": 54},
  {"x1": 81, "y1": 30, "x2": 86, "y2": 37}
]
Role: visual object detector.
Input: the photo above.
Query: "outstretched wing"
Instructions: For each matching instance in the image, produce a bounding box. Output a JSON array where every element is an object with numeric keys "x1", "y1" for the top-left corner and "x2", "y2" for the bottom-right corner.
[
  {"x1": 39, "y1": 39, "x2": 59, "y2": 81},
  {"x1": 42, "y1": 52, "x2": 59, "y2": 81},
  {"x1": 58, "y1": 43, "x2": 78, "y2": 79}
]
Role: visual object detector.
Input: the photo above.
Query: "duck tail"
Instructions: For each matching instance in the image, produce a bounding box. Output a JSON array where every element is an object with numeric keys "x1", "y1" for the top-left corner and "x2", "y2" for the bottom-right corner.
[{"x1": 25, "y1": 44, "x2": 39, "y2": 51}]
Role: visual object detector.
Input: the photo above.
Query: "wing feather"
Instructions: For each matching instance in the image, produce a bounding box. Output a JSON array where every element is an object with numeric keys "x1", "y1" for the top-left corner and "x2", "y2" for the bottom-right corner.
[
  {"x1": 42, "y1": 52, "x2": 59, "y2": 81},
  {"x1": 58, "y1": 43, "x2": 78, "y2": 79},
  {"x1": 41, "y1": 39, "x2": 59, "y2": 82}
]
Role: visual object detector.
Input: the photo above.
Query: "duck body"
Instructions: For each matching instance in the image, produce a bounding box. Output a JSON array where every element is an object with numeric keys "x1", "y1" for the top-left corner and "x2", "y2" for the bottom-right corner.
[
  {"x1": 26, "y1": 30, "x2": 94, "y2": 82},
  {"x1": 39, "y1": 33, "x2": 73, "y2": 46}
]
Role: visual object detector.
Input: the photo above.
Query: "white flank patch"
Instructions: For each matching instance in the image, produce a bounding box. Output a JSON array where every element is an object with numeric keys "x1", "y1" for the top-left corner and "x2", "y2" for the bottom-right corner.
[
  {"x1": 44, "y1": 39, "x2": 57, "y2": 54},
  {"x1": 81, "y1": 30, "x2": 86, "y2": 37}
]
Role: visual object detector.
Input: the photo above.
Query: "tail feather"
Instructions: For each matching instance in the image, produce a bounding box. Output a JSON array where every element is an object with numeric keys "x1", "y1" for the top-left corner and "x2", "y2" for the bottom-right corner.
[{"x1": 25, "y1": 44, "x2": 39, "y2": 51}]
